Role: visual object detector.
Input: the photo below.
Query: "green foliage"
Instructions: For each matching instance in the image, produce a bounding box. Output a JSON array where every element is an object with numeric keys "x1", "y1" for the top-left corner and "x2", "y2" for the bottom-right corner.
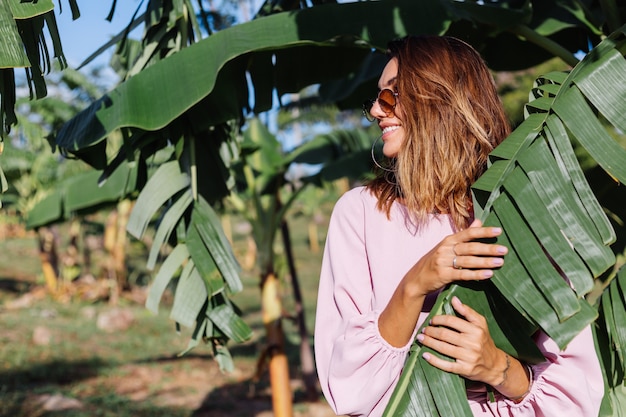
[{"x1": 6, "y1": 1, "x2": 626, "y2": 414}]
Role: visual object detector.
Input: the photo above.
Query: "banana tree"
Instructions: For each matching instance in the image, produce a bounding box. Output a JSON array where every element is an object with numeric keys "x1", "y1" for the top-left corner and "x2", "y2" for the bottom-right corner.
[
  {"x1": 11, "y1": 0, "x2": 626, "y2": 415},
  {"x1": 224, "y1": 116, "x2": 375, "y2": 411},
  {"x1": 227, "y1": 118, "x2": 302, "y2": 415}
]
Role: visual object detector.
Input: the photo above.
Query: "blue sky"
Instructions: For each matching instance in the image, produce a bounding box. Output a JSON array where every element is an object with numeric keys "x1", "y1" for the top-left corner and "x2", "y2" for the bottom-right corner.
[{"x1": 54, "y1": 2, "x2": 140, "y2": 69}]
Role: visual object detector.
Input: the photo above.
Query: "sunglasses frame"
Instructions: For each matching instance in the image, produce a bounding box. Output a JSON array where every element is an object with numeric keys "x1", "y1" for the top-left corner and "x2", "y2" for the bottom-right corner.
[{"x1": 362, "y1": 89, "x2": 399, "y2": 122}]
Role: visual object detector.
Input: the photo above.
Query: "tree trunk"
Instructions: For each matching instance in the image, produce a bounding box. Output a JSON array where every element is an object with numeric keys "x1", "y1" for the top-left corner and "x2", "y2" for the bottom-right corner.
[
  {"x1": 261, "y1": 270, "x2": 294, "y2": 417},
  {"x1": 308, "y1": 221, "x2": 320, "y2": 253},
  {"x1": 281, "y1": 220, "x2": 319, "y2": 401},
  {"x1": 37, "y1": 226, "x2": 59, "y2": 294},
  {"x1": 243, "y1": 235, "x2": 257, "y2": 271},
  {"x1": 103, "y1": 200, "x2": 132, "y2": 302},
  {"x1": 112, "y1": 199, "x2": 131, "y2": 290}
]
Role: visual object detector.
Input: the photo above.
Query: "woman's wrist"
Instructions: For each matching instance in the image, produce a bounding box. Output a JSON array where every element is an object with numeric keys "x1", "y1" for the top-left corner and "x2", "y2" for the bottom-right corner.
[
  {"x1": 493, "y1": 351, "x2": 510, "y2": 387},
  {"x1": 492, "y1": 353, "x2": 532, "y2": 402},
  {"x1": 507, "y1": 364, "x2": 533, "y2": 403}
]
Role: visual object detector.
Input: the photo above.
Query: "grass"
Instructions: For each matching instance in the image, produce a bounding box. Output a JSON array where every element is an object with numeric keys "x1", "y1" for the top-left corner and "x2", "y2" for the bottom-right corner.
[{"x1": 0, "y1": 212, "x2": 332, "y2": 417}]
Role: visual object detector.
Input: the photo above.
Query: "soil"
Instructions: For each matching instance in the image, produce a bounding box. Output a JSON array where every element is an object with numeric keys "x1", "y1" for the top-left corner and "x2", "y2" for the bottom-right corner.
[
  {"x1": 0, "y1": 228, "x2": 340, "y2": 417},
  {"x1": 83, "y1": 356, "x2": 338, "y2": 417}
]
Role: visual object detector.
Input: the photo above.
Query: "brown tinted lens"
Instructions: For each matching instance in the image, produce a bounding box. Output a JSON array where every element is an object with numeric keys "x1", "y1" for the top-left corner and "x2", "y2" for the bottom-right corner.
[{"x1": 378, "y1": 89, "x2": 396, "y2": 114}]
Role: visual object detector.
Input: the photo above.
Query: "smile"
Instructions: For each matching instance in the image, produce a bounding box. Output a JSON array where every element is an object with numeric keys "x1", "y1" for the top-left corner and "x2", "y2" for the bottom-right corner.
[{"x1": 382, "y1": 126, "x2": 400, "y2": 135}]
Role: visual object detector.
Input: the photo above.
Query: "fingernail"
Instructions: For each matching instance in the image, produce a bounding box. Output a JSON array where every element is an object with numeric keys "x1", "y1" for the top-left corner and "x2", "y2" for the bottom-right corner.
[
  {"x1": 492, "y1": 227, "x2": 502, "y2": 234},
  {"x1": 416, "y1": 334, "x2": 424, "y2": 343},
  {"x1": 496, "y1": 246, "x2": 507, "y2": 254},
  {"x1": 492, "y1": 258, "x2": 504, "y2": 266},
  {"x1": 482, "y1": 270, "x2": 494, "y2": 278},
  {"x1": 423, "y1": 352, "x2": 431, "y2": 361}
]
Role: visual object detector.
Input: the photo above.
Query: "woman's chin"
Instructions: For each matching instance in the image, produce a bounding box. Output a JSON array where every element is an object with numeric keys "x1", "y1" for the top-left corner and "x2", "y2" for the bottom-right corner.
[{"x1": 382, "y1": 147, "x2": 399, "y2": 159}]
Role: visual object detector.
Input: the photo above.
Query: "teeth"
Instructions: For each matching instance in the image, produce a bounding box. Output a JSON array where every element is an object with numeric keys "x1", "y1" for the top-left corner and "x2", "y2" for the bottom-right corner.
[{"x1": 382, "y1": 126, "x2": 399, "y2": 134}]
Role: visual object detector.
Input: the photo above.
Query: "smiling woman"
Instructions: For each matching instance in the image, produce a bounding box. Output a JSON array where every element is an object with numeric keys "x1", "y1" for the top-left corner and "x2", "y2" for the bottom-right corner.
[{"x1": 313, "y1": 35, "x2": 604, "y2": 417}]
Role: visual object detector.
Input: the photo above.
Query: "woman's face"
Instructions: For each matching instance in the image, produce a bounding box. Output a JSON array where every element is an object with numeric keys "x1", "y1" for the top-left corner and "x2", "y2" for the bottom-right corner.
[{"x1": 370, "y1": 58, "x2": 404, "y2": 158}]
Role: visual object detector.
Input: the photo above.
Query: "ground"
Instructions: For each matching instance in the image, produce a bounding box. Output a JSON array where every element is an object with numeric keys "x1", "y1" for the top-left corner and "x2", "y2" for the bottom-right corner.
[{"x1": 0, "y1": 225, "x2": 341, "y2": 417}]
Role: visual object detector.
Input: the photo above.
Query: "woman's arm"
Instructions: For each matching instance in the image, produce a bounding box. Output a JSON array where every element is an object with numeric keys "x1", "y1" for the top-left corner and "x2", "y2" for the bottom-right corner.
[
  {"x1": 314, "y1": 189, "x2": 416, "y2": 416},
  {"x1": 419, "y1": 298, "x2": 604, "y2": 416},
  {"x1": 379, "y1": 220, "x2": 508, "y2": 348},
  {"x1": 481, "y1": 326, "x2": 603, "y2": 416},
  {"x1": 418, "y1": 297, "x2": 531, "y2": 399}
]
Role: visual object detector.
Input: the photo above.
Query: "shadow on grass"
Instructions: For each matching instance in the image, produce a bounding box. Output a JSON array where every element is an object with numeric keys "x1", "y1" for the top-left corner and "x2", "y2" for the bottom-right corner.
[
  {"x1": 1, "y1": 393, "x2": 191, "y2": 417},
  {"x1": 43, "y1": 396, "x2": 190, "y2": 417},
  {"x1": 189, "y1": 339, "x2": 326, "y2": 417},
  {"x1": 189, "y1": 372, "x2": 324, "y2": 417},
  {"x1": 0, "y1": 357, "x2": 192, "y2": 417},
  {"x1": 0, "y1": 358, "x2": 105, "y2": 417},
  {"x1": 0, "y1": 358, "x2": 108, "y2": 389},
  {"x1": 0, "y1": 339, "x2": 325, "y2": 417},
  {"x1": 0, "y1": 278, "x2": 34, "y2": 295}
]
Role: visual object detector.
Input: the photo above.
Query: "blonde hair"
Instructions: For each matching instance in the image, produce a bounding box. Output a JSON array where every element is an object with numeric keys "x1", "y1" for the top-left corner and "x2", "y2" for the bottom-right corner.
[{"x1": 367, "y1": 35, "x2": 511, "y2": 231}]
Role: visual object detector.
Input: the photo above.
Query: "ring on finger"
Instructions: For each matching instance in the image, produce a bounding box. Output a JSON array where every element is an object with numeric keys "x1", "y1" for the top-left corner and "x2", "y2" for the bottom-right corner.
[{"x1": 453, "y1": 256, "x2": 462, "y2": 270}]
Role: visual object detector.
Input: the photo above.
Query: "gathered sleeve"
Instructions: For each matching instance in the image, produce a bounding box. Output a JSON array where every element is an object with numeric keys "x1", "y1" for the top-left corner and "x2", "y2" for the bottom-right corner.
[
  {"x1": 470, "y1": 324, "x2": 604, "y2": 416},
  {"x1": 314, "y1": 189, "x2": 423, "y2": 417},
  {"x1": 314, "y1": 188, "x2": 603, "y2": 417}
]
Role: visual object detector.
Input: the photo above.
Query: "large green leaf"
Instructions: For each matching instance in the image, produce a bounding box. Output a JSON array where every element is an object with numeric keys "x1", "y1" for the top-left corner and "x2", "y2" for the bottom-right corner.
[
  {"x1": 0, "y1": 2, "x2": 30, "y2": 68},
  {"x1": 384, "y1": 27, "x2": 626, "y2": 417},
  {"x1": 53, "y1": 0, "x2": 454, "y2": 160},
  {"x1": 169, "y1": 260, "x2": 207, "y2": 328},
  {"x1": 145, "y1": 242, "x2": 189, "y2": 314},
  {"x1": 7, "y1": 0, "x2": 54, "y2": 19},
  {"x1": 595, "y1": 265, "x2": 626, "y2": 416},
  {"x1": 146, "y1": 191, "x2": 193, "y2": 270},
  {"x1": 206, "y1": 303, "x2": 253, "y2": 343},
  {"x1": 25, "y1": 160, "x2": 139, "y2": 229},
  {"x1": 126, "y1": 160, "x2": 190, "y2": 238}
]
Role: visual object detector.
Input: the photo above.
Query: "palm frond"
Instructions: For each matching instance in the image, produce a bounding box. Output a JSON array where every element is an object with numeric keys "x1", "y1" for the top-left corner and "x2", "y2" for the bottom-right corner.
[{"x1": 384, "y1": 26, "x2": 626, "y2": 417}]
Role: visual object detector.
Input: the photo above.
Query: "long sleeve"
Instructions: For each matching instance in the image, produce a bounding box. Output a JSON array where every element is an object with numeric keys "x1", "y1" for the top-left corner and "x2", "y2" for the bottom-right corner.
[
  {"x1": 314, "y1": 187, "x2": 604, "y2": 417},
  {"x1": 314, "y1": 187, "x2": 451, "y2": 417},
  {"x1": 468, "y1": 325, "x2": 604, "y2": 416}
]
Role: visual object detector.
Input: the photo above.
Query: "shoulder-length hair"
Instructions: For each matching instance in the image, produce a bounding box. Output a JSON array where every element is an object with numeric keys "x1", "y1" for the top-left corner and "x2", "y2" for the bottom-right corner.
[{"x1": 367, "y1": 35, "x2": 511, "y2": 231}]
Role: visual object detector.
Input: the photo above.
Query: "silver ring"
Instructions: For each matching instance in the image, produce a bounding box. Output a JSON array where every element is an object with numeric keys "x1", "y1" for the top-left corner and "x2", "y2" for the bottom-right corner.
[{"x1": 453, "y1": 256, "x2": 462, "y2": 270}]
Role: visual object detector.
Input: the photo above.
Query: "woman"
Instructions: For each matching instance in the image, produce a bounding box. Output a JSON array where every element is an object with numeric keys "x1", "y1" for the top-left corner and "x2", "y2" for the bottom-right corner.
[{"x1": 314, "y1": 35, "x2": 603, "y2": 417}]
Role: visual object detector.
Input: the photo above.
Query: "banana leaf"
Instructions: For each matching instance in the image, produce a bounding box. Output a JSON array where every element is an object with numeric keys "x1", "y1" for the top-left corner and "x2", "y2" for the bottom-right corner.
[
  {"x1": 25, "y1": 160, "x2": 139, "y2": 229},
  {"x1": 383, "y1": 26, "x2": 626, "y2": 417},
  {"x1": 595, "y1": 265, "x2": 626, "y2": 416}
]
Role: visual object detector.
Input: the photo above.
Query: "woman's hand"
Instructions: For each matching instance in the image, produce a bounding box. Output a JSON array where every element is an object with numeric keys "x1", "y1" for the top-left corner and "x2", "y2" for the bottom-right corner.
[
  {"x1": 378, "y1": 220, "x2": 508, "y2": 348},
  {"x1": 403, "y1": 219, "x2": 508, "y2": 299},
  {"x1": 417, "y1": 296, "x2": 507, "y2": 386}
]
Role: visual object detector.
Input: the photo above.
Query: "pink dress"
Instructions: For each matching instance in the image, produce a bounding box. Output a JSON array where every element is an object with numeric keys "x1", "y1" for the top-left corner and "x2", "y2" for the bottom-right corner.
[{"x1": 314, "y1": 187, "x2": 604, "y2": 417}]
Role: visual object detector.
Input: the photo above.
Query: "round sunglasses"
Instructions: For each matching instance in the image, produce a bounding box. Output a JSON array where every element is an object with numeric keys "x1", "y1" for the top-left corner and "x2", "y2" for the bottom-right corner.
[{"x1": 362, "y1": 89, "x2": 399, "y2": 122}]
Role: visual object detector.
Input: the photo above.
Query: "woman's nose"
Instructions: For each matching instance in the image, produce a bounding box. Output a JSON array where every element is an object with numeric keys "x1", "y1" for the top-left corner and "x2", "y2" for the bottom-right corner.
[{"x1": 369, "y1": 99, "x2": 386, "y2": 119}]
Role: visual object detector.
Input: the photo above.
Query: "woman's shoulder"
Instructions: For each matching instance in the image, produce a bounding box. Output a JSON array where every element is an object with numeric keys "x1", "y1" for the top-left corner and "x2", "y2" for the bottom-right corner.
[{"x1": 333, "y1": 186, "x2": 378, "y2": 213}]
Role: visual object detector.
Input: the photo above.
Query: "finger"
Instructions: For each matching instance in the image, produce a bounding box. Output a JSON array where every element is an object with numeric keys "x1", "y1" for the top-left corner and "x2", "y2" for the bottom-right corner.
[
  {"x1": 422, "y1": 351, "x2": 461, "y2": 374},
  {"x1": 427, "y1": 315, "x2": 470, "y2": 334},
  {"x1": 451, "y1": 296, "x2": 487, "y2": 328},
  {"x1": 457, "y1": 225, "x2": 504, "y2": 244},
  {"x1": 427, "y1": 314, "x2": 482, "y2": 338},
  {"x1": 453, "y1": 254, "x2": 504, "y2": 270},
  {"x1": 455, "y1": 267, "x2": 494, "y2": 280},
  {"x1": 422, "y1": 322, "x2": 464, "y2": 343},
  {"x1": 457, "y1": 240, "x2": 508, "y2": 257},
  {"x1": 417, "y1": 333, "x2": 463, "y2": 359}
]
